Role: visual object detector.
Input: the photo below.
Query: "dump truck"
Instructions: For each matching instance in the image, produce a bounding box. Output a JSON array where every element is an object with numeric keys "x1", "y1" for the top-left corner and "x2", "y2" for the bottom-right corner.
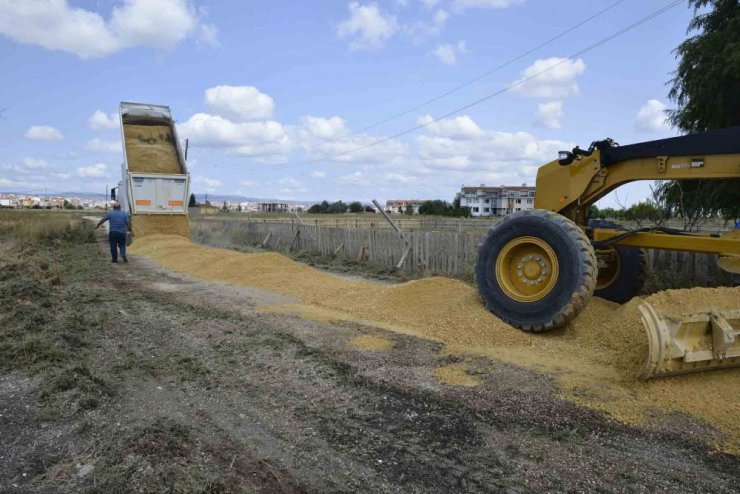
[
  {"x1": 476, "y1": 127, "x2": 740, "y2": 379},
  {"x1": 111, "y1": 102, "x2": 190, "y2": 237}
]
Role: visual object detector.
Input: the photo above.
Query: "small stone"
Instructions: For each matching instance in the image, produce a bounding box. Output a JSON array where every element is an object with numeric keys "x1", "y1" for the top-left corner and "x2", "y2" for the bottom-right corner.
[{"x1": 78, "y1": 464, "x2": 94, "y2": 478}]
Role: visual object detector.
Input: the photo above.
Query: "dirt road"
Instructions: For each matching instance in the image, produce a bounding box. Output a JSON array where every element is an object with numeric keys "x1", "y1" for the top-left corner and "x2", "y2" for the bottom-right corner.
[{"x1": 2, "y1": 229, "x2": 738, "y2": 492}]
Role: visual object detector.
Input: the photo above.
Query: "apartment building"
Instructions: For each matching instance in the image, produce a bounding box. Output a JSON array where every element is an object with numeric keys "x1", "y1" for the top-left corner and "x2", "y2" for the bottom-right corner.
[
  {"x1": 458, "y1": 184, "x2": 536, "y2": 217},
  {"x1": 385, "y1": 199, "x2": 423, "y2": 214}
]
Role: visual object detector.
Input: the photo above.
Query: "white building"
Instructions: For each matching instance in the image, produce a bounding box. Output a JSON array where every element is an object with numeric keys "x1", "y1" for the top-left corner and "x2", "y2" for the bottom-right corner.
[
  {"x1": 385, "y1": 199, "x2": 423, "y2": 214},
  {"x1": 458, "y1": 184, "x2": 536, "y2": 217}
]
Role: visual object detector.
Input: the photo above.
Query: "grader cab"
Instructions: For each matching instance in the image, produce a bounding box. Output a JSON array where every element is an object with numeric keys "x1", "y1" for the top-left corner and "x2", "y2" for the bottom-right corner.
[{"x1": 476, "y1": 127, "x2": 740, "y2": 379}]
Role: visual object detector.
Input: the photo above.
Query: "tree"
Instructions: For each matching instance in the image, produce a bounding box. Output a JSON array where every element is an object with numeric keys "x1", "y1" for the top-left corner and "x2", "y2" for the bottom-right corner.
[
  {"x1": 662, "y1": 0, "x2": 740, "y2": 225},
  {"x1": 188, "y1": 193, "x2": 197, "y2": 207},
  {"x1": 624, "y1": 201, "x2": 663, "y2": 228},
  {"x1": 404, "y1": 204, "x2": 415, "y2": 215},
  {"x1": 418, "y1": 200, "x2": 448, "y2": 216},
  {"x1": 364, "y1": 206, "x2": 375, "y2": 213},
  {"x1": 348, "y1": 201, "x2": 364, "y2": 213},
  {"x1": 221, "y1": 201, "x2": 228, "y2": 212},
  {"x1": 327, "y1": 200, "x2": 347, "y2": 214},
  {"x1": 308, "y1": 200, "x2": 329, "y2": 214}
]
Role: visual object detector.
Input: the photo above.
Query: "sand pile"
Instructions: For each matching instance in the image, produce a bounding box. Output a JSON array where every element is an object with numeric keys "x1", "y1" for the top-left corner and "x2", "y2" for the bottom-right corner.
[
  {"x1": 124, "y1": 124, "x2": 182, "y2": 174},
  {"x1": 132, "y1": 216, "x2": 191, "y2": 239},
  {"x1": 129, "y1": 234, "x2": 740, "y2": 453},
  {"x1": 436, "y1": 363, "x2": 482, "y2": 387}
]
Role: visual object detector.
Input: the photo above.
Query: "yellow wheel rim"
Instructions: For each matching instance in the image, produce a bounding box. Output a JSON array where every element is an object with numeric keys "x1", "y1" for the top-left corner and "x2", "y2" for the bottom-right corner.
[
  {"x1": 495, "y1": 237, "x2": 559, "y2": 302},
  {"x1": 595, "y1": 247, "x2": 621, "y2": 290}
]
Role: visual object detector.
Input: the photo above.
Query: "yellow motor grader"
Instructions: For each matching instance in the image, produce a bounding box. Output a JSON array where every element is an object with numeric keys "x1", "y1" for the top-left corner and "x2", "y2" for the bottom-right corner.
[{"x1": 475, "y1": 127, "x2": 740, "y2": 379}]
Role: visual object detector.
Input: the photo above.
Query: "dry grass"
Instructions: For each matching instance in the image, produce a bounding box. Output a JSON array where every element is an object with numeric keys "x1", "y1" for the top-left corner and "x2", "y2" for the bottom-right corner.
[{"x1": 0, "y1": 210, "x2": 92, "y2": 244}]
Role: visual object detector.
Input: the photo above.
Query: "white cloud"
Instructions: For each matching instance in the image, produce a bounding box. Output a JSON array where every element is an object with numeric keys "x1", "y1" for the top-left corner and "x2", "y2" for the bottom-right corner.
[
  {"x1": 198, "y1": 23, "x2": 219, "y2": 47},
  {"x1": 88, "y1": 110, "x2": 119, "y2": 130},
  {"x1": 533, "y1": 101, "x2": 563, "y2": 129},
  {"x1": 635, "y1": 99, "x2": 670, "y2": 133},
  {"x1": 0, "y1": 177, "x2": 13, "y2": 187},
  {"x1": 418, "y1": 114, "x2": 484, "y2": 139},
  {"x1": 239, "y1": 180, "x2": 257, "y2": 187},
  {"x1": 299, "y1": 115, "x2": 407, "y2": 164},
  {"x1": 385, "y1": 172, "x2": 416, "y2": 184},
  {"x1": 25, "y1": 125, "x2": 63, "y2": 141},
  {"x1": 110, "y1": 0, "x2": 196, "y2": 49},
  {"x1": 204, "y1": 85, "x2": 274, "y2": 122},
  {"x1": 86, "y1": 139, "x2": 121, "y2": 153},
  {"x1": 416, "y1": 114, "x2": 572, "y2": 175},
  {"x1": 194, "y1": 176, "x2": 222, "y2": 192},
  {"x1": 433, "y1": 40, "x2": 466, "y2": 65},
  {"x1": 421, "y1": 0, "x2": 441, "y2": 7},
  {"x1": 338, "y1": 2, "x2": 399, "y2": 50},
  {"x1": 453, "y1": 0, "x2": 526, "y2": 11},
  {"x1": 178, "y1": 113, "x2": 292, "y2": 159},
  {"x1": 512, "y1": 57, "x2": 585, "y2": 99},
  {"x1": 0, "y1": 0, "x2": 207, "y2": 59},
  {"x1": 405, "y1": 8, "x2": 449, "y2": 41},
  {"x1": 77, "y1": 163, "x2": 108, "y2": 178},
  {"x1": 22, "y1": 157, "x2": 48, "y2": 169},
  {"x1": 309, "y1": 171, "x2": 327, "y2": 178},
  {"x1": 337, "y1": 171, "x2": 365, "y2": 185}
]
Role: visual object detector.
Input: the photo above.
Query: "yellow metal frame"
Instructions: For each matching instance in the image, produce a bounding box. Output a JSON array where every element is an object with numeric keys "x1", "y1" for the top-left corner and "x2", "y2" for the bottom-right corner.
[
  {"x1": 536, "y1": 151, "x2": 739, "y2": 223},
  {"x1": 535, "y1": 148, "x2": 740, "y2": 255},
  {"x1": 592, "y1": 229, "x2": 740, "y2": 254}
]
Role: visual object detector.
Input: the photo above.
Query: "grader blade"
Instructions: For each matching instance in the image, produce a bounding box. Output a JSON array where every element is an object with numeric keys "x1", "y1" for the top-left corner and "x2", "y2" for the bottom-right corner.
[
  {"x1": 638, "y1": 303, "x2": 740, "y2": 380},
  {"x1": 717, "y1": 254, "x2": 740, "y2": 275}
]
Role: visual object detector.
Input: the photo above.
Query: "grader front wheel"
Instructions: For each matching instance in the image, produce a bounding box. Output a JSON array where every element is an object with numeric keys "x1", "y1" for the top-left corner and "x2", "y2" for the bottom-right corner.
[{"x1": 476, "y1": 210, "x2": 597, "y2": 332}]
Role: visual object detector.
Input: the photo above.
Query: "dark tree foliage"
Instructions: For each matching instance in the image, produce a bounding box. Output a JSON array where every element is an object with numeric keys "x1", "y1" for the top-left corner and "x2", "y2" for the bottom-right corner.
[
  {"x1": 624, "y1": 201, "x2": 664, "y2": 227},
  {"x1": 417, "y1": 199, "x2": 471, "y2": 217},
  {"x1": 655, "y1": 179, "x2": 739, "y2": 228},
  {"x1": 348, "y1": 201, "x2": 364, "y2": 213},
  {"x1": 668, "y1": 0, "x2": 740, "y2": 131},
  {"x1": 418, "y1": 200, "x2": 449, "y2": 216},
  {"x1": 188, "y1": 193, "x2": 197, "y2": 208},
  {"x1": 663, "y1": 0, "x2": 740, "y2": 222},
  {"x1": 307, "y1": 200, "x2": 348, "y2": 214}
]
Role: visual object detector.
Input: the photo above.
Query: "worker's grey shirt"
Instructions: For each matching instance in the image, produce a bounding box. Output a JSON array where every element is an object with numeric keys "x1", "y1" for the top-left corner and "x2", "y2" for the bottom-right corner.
[{"x1": 101, "y1": 210, "x2": 129, "y2": 234}]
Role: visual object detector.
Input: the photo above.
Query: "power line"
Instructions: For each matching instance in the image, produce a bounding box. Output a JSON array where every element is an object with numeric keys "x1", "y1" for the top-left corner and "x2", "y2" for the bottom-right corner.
[
  {"x1": 272, "y1": 0, "x2": 683, "y2": 171},
  {"x1": 332, "y1": 0, "x2": 627, "y2": 142},
  {"x1": 197, "y1": 0, "x2": 627, "y2": 172}
]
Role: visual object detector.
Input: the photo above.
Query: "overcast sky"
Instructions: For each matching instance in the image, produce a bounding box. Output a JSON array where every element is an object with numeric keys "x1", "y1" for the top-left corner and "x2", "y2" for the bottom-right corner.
[{"x1": 0, "y1": 0, "x2": 691, "y2": 206}]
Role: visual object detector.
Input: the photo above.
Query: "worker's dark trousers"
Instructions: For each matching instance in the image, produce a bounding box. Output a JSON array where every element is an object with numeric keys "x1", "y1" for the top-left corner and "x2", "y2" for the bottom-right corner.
[{"x1": 109, "y1": 231, "x2": 127, "y2": 262}]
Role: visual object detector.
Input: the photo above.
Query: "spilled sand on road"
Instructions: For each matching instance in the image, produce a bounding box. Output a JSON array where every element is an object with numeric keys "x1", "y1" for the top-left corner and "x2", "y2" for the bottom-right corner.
[
  {"x1": 436, "y1": 363, "x2": 482, "y2": 387},
  {"x1": 350, "y1": 334, "x2": 394, "y2": 351},
  {"x1": 132, "y1": 215, "x2": 191, "y2": 239},
  {"x1": 130, "y1": 234, "x2": 740, "y2": 453}
]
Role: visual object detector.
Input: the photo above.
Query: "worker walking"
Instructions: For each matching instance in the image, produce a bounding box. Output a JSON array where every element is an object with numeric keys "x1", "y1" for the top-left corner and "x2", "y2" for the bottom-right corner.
[{"x1": 96, "y1": 201, "x2": 131, "y2": 263}]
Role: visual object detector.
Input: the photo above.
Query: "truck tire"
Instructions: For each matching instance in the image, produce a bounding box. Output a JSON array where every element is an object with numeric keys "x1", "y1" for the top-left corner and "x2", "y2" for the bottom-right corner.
[
  {"x1": 476, "y1": 210, "x2": 597, "y2": 332},
  {"x1": 587, "y1": 220, "x2": 647, "y2": 304}
]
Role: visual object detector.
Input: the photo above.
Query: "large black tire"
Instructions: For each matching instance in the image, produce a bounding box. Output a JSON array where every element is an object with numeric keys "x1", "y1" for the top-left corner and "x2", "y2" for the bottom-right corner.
[
  {"x1": 476, "y1": 210, "x2": 596, "y2": 332},
  {"x1": 587, "y1": 220, "x2": 647, "y2": 304}
]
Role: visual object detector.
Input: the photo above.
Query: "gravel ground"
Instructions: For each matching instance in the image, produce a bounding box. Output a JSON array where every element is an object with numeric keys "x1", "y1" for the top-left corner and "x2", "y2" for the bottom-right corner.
[{"x1": 1, "y1": 229, "x2": 738, "y2": 493}]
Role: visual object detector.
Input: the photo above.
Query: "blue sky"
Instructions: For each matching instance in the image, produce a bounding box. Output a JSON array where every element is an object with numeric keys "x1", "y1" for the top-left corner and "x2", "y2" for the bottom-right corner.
[{"x1": 0, "y1": 0, "x2": 694, "y2": 206}]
